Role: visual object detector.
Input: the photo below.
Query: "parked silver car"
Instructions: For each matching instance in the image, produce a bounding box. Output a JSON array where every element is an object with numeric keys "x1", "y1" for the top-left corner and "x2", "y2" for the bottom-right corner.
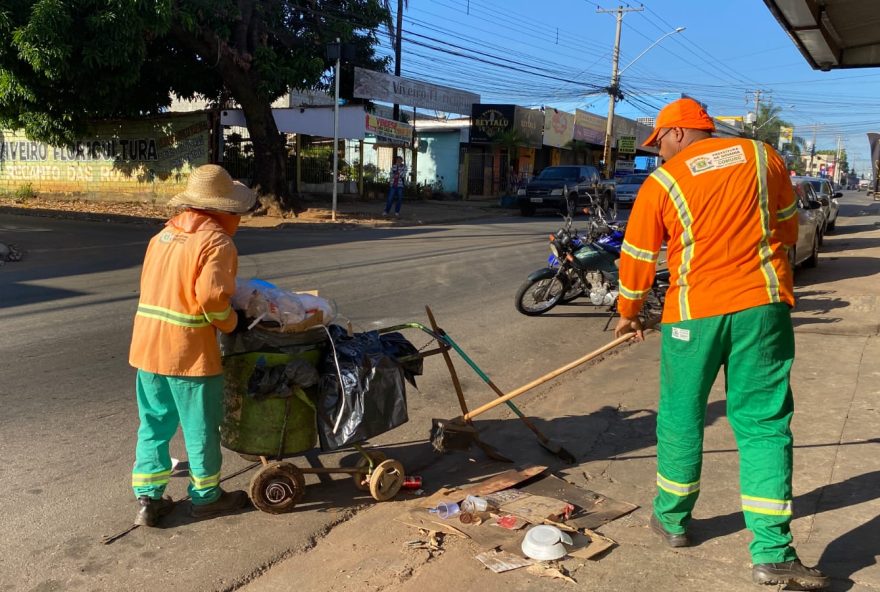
[
  {"x1": 612, "y1": 174, "x2": 649, "y2": 207},
  {"x1": 790, "y1": 180, "x2": 823, "y2": 270},
  {"x1": 792, "y1": 176, "x2": 841, "y2": 235}
]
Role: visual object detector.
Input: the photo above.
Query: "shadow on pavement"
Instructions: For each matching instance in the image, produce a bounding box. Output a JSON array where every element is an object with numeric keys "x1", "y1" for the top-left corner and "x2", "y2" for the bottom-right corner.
[{"x1": 791, "y1": 289, "x2": 849, "y2": 329}]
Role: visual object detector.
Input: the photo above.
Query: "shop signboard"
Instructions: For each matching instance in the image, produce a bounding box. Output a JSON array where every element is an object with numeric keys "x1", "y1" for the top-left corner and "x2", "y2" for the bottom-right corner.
[
  {"x1": 573, "y1": 109, "x2": 606, "y2": 145},
  {"x1": 615, "y1": 160, "x2": 635, "y2": 175},
  {"x1": 353, "y1": 67, "x2": 479, "y2": 115},
  {"x1": 514, "y1": 107, "x2": 544, "y2": 148},
  {"x1": 470, "y1": 104, "x2": 515, "y2": 143},
  {"x1": 543, "y1": 108, "x2": 575, "y2": 148},
  {"x1": 618, "y1": 136, "x2": 636, "y2": 154},
  {"x1": 365, "y1": 113, "x2": 413, "y2": 144},
  {"x1": 221, "y1": 106, "x2": 366, "y2": 138}
]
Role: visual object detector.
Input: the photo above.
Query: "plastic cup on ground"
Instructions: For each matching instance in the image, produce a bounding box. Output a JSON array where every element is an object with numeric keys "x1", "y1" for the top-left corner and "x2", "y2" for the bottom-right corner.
[
  {"x1": 461, "y1": 495, "x2": 489, "y2": 513},
  {"x1": 435, "y1": 501, "x2": 460, "y2": 519}
]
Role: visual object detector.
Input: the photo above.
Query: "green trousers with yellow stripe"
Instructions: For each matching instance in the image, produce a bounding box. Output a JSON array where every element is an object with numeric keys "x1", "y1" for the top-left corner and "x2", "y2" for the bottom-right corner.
[
  {"x1": 654, "y1": 303, "x2": 799, "y2": 564},
  {"x1": 132, "y1": 370, "x2": 224, "y2": 505}
]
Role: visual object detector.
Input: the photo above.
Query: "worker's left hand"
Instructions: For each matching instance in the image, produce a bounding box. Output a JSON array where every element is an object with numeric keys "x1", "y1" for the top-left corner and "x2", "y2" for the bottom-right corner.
[{"x1": 614, "y1": 316, "x2": 644, "y2": 341}]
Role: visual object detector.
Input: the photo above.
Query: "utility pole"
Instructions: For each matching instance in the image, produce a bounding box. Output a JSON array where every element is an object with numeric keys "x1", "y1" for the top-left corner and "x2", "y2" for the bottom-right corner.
[
  {"x1": 746, "y1": 89, "x2": 765, "y2": 138},
  {"x1": 808, "y1": 124, "x2": 818, "y2": 176},
  {"x1": 331, "y1": 37, "x2": 341, "y2": 222},
  {"x1": 834, "y1": 135, "x2": 843, "y2": 185},
  {"x1": 392, "y1": 0, "x2": 404, "y2": 160},
  {"x1": 598, "y1": 4, "x2": 643, "y2": 179}
]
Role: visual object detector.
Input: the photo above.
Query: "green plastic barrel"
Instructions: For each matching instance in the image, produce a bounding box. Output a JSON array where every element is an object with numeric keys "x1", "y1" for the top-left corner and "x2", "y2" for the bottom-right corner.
[{"x1": 220, "y1": 346, "x2": 323, "y2": 457}]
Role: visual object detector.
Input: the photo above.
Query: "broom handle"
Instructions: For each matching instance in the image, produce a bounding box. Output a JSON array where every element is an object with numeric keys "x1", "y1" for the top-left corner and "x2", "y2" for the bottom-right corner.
[{"x1": 462, "y1": 333, "x2": 636, "y2": 421}]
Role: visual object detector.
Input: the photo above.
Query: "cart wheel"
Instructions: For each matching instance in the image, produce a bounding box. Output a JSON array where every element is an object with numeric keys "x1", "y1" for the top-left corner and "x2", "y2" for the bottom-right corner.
[
  {"x1": 248, "y1": 461, "x2": 305, "y2": 514},
  {"x1": 369, "y1": 459, "x2": 405, "y2": 502},
  {"x1": 352, "y1": 451, "x2": 387, "y2": 491}
]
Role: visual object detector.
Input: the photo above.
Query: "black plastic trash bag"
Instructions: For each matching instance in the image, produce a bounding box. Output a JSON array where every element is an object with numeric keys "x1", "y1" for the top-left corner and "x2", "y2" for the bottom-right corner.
[{"x1": 316, "y1": 326, "x2": 421, "y2": 451}]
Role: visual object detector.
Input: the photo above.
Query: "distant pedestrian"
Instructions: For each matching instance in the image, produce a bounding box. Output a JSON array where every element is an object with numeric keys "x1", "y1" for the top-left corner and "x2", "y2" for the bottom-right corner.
[
  {"x1": 383, "y1": 155, "x2": 407, "y2": 217},
  {"x1": 615, "y1": 98, "x2": 828, "y2": 590},
  {"x1": 129, "y1": 164, "x2": 253, "y2": 526}
]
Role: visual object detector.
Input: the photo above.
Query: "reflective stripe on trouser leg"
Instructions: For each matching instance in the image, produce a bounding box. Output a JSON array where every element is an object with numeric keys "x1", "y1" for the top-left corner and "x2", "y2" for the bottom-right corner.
[
  {"x1": 166, "y1": 374, "x2": 225, "y2": 505},
  {"x1": 133, "y1": 370, "x2": 181, "y2": 499},
  {"x1": 725, "y1": 303, "x2": 798, "y2": 564},
  {"x1": 654, "y1": 315, "x2": 725, "y2": 534}
]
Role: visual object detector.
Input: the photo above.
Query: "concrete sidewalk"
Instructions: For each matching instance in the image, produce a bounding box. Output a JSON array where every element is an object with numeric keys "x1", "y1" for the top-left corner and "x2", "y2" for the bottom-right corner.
[{"x1": 241, "y1": 192, "x2": 879, "y2": 592}]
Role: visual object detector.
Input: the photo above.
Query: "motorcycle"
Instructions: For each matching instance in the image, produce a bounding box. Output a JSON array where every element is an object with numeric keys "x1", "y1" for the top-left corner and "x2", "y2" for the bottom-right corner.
[{"x1": 514, "y1": 195, "x2": 668, "y2": 327}]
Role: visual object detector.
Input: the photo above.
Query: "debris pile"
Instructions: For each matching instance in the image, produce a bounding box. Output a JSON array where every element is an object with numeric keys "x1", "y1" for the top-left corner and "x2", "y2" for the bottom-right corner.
[
  {"x1": 0, "y1": 242, "x2": 22, "y2": 264},
  {"x1": 396, "y1": 466, "x2": 637, "y2": 583}
]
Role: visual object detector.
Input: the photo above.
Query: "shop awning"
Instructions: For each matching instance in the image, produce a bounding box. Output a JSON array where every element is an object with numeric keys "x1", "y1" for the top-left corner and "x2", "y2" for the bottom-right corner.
[{"x1": 763, "y1": 0, "x2": 880, "y2": 69}]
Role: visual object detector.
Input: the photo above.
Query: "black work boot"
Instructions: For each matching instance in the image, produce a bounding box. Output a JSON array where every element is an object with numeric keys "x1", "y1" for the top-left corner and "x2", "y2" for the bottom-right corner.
[
  {"x1": 650, "y1": 513, "x2": 690, "y2": 548},
  {"x1": 752, "y1": 559, "x2": 829, "y2": 590},
  {"x1": 190, "y1": 489, "x2": 249, "y2": 518},
  {"x1": 134, "y1": 495, "x2": 174, "y2": 527}
]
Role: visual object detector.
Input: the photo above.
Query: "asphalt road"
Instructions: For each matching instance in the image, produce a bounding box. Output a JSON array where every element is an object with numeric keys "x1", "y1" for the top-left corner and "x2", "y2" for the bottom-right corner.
[{"x1": 0, "y1": 210, "x2": 622, "y2": 592}]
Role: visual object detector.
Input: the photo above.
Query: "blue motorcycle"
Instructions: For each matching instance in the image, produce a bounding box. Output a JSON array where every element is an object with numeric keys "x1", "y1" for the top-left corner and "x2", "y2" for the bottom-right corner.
[{"x1": 514, "y1": 198, "x2": 667, "y2": 324}]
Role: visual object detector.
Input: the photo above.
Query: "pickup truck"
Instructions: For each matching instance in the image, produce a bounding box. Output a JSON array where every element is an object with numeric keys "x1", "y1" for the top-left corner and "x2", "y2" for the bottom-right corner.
[{"x1": 516, "y1": 165, "x2": 614, "y2": 216}]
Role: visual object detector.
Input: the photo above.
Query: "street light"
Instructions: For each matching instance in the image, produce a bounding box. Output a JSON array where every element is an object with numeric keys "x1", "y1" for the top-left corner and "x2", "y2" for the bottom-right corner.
[{"x1": 602, "y1": 26, "x2": 686, "y2": 178}]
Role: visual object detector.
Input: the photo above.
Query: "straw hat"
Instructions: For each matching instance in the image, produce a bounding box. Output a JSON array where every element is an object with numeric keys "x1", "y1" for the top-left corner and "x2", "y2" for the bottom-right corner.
[{"x1": 169, "y1": 165, "x2": 257, "y2": 213}]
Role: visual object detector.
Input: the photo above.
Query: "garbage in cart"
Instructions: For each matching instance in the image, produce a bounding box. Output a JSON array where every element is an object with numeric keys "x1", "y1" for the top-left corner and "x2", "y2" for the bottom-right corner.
[{"x1": 219, "y1": 278, "x2": 421, "y2": 513}]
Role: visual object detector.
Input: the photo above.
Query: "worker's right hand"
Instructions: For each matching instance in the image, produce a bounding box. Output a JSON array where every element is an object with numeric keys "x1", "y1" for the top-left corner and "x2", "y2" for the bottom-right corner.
[{"x1": 614, "y1": 316, "x2": 644, "y2": 342}]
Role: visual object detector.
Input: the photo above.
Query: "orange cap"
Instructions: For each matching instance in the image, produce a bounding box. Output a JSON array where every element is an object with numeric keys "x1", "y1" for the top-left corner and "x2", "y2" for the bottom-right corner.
[{"x1": 643, "y1": 98, "x2": 716, "y2": 147}]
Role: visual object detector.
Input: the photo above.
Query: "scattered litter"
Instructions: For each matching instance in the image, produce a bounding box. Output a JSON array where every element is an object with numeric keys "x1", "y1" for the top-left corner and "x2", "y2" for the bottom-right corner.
[
  {"x1": 484, "y1": 488, "x2": 529, "y2": 507},
  {"x1": 493, "y1": 515, "x2": 529, "y2": 530},
  {"x1": 519, "y1": 473, "x2": 638, "y2": 530},
  {"x1": 526, "y1": 563, "x2": 577, "y2": 584},
  {"x1": 402, "y1": 476, "x2": 423, "y2": 490},
  {"x1": 461, "y1": 495, "x2": 490, "y2": 513},
  {"x1": 497, "y1": 493, "x2": 573, "y2": 525},
  {"x1": 475, "y1": 548, "x2": 535, "y2": 573},
  {"x1": 432, "y1": 501, "x2": 460, "y2": 519},
  {"x1": 568, "y1": 529, "x2": 616, "y2": 560},
  {"x1": 521, "y1": 525, "x2": 573, "y2": 561}
]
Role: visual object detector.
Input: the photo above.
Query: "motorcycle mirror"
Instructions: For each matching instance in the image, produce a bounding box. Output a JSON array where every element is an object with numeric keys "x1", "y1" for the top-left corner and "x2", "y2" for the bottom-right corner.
[{"x1": 583, "y1": 207, "x2": 591, "y2": 215}]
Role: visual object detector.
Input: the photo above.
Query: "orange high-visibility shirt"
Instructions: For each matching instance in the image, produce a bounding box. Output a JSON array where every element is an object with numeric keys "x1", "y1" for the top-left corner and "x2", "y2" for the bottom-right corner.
[
  {"x1": 129, "y1": 210, "x2": 239, "y2": 376},
  {"x1": 618, "y1": 137, "x2": 798, "y2": 324}
]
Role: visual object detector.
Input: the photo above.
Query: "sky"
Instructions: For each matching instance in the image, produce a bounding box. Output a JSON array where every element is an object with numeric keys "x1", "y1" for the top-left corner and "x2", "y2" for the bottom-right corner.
[{"x1": 371, "y1": 0, "x2": 880, "y2": 176}]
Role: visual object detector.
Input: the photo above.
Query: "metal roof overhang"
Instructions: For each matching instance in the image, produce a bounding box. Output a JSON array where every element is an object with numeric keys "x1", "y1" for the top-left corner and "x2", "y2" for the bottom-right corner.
[{"x1": 763, "y1": 0, "x2": 880, "y2": 69}]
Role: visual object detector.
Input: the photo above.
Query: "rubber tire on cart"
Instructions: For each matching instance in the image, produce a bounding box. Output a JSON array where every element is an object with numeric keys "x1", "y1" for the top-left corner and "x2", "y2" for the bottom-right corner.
[
  {"x1": 248, "y1": 461, "x2": 306, "y2": 514},
  {"x1": 352, "y1": 451, "x2": 387, "y2": 491},
  {"x1": 369, "y1": 459, "x2": 405, "y2": 502}
]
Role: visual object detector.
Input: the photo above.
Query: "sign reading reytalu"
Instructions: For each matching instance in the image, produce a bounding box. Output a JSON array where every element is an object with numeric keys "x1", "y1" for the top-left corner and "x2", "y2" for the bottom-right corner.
[{"x1": 353, "y1": 67, "x2": 479, "y2": 115}]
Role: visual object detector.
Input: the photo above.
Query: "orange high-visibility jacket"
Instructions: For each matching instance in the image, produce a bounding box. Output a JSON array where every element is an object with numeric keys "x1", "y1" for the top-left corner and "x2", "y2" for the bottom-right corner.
[
  {"x1": 618, "y1": 137, "x2": 798, "y2": 324},
  {"x1": 129, "y1": 210, "x2": 239, "y2": 376}
]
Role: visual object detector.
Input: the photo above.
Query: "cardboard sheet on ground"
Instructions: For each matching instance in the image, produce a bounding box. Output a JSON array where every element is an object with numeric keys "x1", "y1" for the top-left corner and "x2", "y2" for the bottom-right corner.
[
  {"x1": 497, "y1": 493, "x2": 572, "y2": 524},
  {"x1": 395, "y1": 505, "x2": 470, "y2": 538},
  {"x1": 519, "y1": 474, "x2": 638, "y2": 530},
  {"x1": 417, "y1": 466, "x2": 547, "y2": 509},
  {"x1": 475, "y1": 549, "x2": 535, "y2": 573}
]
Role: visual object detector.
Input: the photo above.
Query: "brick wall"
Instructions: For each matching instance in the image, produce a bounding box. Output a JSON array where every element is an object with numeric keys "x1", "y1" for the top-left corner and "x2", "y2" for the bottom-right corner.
[{"x1": 0, "y1": 112, "x2": 212, "y2": 203}]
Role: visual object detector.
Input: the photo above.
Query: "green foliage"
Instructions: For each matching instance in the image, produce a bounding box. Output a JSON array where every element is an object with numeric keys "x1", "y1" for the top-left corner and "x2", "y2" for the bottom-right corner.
[
  {"x1": 11, "y1": 182, "x2": 37, "y2": 201},
  {"x1": 0, "y1": 1, "x2": 390, "y2": 146}
]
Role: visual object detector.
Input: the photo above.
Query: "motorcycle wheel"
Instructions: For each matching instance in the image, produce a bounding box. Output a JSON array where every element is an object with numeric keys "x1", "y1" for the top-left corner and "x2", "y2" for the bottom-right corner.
[
  {"x1": 515, "y1": 276, "x2": 566, "y2": 315},
  {"x1": 560, "y1": 270, "x2": 585, "y2": 303}
]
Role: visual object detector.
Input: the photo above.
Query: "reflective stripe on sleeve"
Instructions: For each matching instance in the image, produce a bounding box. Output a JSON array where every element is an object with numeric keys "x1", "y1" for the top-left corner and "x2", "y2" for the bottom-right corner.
[
  {"x1": 776, "y1": 200, "x2": 798, "y2": 221},
  {"x1": 190, "y1": 472, "x2": 221, "y2": 490},
  {"x1": 618, "y1": 282, "x2": 650, "y2": 300},
  {"x1": 751, "y1": 141, "x2": 781, "y2": 303},
  {"x1": 741, "y1": 494, "x2": 792, "y2": 516},
  {"x1": 136, "y1": 304, "x2": 212, "y2": 328},
  {"x1": 657, "y1": 473, "x2": 700, "y2": 496},
  {"x1": 203, "y1": 306, "x2": 233, "y2": 322},
  {"x1": 132, "y1": 470, "x2": 172, "y2": 487},
  {"x1": 621, "y1": 239, "x2": 659, "y2": 263},
  {"x1": 651, "y1": 168, "x2": 695, "y2": 320}
]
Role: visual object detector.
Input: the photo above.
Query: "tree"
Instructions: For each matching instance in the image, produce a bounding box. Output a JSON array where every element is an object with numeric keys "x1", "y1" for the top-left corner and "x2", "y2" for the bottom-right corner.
[{"x1": 0, "y1": 1, "x2": 390, "y2": 212}]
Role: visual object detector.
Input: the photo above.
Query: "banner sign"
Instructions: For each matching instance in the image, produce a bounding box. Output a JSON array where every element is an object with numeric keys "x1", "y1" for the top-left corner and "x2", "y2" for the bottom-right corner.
[
  {"x1": 353, "y1": 67, "x2": 479, "y2": 115},
  {"x1": 615, "y1": 160, "x2": 635, "y2": 175},
  {"x1": 365, "y1": 114, "x2": 412, "y2": 144},
  {"x1": 574, "y1": 109, "x2": 606, "y2": 144},
  {"x1": 514, "y1": 107, "x2": 544, "y2": 148},
  {"x1": 470, "y1": 104, "x2": 515, "y2": 143},
  {"x1": 543, "y1": 108, "x2": 576, "y2": 148},
  {"x1": 618, "y1": 136, "x2": 636, "y2": 154}
]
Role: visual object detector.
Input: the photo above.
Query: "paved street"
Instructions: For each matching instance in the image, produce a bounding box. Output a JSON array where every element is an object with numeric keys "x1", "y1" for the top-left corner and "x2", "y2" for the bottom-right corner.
[
  {"x1": 1, "y1": 190, "x2": 877, "y2": 591},
  {"x1": 0, "y1": 208, "x2": 626, "y2": 591}
]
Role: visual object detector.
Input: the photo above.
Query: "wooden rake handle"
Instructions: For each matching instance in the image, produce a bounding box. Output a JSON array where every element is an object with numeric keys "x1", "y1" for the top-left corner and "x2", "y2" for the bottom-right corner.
[{"x1": 461, "y1": 333, "x2": 637, "y2": 422}]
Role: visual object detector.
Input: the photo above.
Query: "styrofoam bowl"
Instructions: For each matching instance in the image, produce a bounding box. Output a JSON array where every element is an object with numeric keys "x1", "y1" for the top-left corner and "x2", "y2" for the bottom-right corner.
[{"x1": 520, "y1": 525, "x2": 573, "y2": 561}]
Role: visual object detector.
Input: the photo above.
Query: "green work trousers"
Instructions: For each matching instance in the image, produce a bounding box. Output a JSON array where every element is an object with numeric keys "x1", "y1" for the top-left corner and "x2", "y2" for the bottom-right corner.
[
  {"x1": 132, "y1": 370, "x2": 224, "y2": 505},
  {"x1": 654, "y1": 303, "x2": 798, "y2": 564}
]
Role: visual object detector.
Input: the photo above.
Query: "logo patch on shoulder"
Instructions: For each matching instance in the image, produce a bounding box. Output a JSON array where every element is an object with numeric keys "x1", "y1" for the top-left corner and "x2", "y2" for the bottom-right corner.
[
  {"x1": 671, "y1": 327, "x2": 691, "y2": 342},
  {"x1": 685, "y1": 145, "x2": 747, "y2": 176}
]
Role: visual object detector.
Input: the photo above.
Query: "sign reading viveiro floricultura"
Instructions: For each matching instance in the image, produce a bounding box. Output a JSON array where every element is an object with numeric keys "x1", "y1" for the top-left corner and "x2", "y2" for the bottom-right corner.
[{"x1": 353, "y1": 67, "x2": 479, "y2": 115}]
